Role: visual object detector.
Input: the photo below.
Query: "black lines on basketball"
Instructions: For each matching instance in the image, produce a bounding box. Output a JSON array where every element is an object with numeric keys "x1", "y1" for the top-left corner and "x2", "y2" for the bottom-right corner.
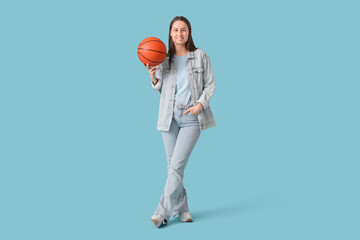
[
  {"x1": 137, "y1": 37, "x2": 167, "y2": 66},
  {"x1": 138, "y1": 48, "x2": 167, "y2": 55},
  {"x1": 138, "y1": 40, "x2": 163, "y2": 47},
  {"x1": 137, "y1": 52, "x2": 163, "y2": 64}
]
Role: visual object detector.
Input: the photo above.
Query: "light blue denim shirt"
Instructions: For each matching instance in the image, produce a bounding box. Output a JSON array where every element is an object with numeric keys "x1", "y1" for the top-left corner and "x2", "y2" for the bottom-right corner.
[{"x1": 152, "y1": 48, "x2": 216, "y2": 131}]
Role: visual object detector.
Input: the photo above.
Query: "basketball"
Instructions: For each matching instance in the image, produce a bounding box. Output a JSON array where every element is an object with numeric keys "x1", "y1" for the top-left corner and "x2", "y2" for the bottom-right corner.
[{"x1": 137, "y1": 37, "x2": 167, "y2": 67}]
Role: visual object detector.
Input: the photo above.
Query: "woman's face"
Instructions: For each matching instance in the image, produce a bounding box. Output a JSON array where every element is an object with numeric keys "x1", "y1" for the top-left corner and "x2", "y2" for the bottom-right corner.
[{"x1": 170, "y1": 20, "x2": 189, "y2": 46}]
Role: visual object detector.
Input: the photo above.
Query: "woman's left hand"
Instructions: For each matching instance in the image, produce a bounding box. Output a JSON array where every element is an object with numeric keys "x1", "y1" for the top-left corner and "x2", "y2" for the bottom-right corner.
[{"x1": 183, "y1": 103, "x2": 203, "y2": 116}]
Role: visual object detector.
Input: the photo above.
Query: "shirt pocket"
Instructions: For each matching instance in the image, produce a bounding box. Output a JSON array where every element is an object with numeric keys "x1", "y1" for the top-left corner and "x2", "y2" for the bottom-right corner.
[{"x1": 192, "y1": 67, "x2": 204, "y2": 86}]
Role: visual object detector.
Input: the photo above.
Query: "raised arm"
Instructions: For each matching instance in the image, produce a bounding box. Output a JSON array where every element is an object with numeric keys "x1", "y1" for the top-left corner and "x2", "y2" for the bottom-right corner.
[{"x1": 145, "y1": 63, "x2": 162, "y2": 94}]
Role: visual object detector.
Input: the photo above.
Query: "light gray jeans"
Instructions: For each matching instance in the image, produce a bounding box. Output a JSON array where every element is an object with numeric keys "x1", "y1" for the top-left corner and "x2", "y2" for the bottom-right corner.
[{"x1": 154, "y1": 101, "x2": 201, "y2": 221}]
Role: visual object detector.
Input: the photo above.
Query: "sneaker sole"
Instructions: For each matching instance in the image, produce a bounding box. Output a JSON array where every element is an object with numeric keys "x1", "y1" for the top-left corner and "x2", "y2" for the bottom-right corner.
[{"x1": 180, "y1": 218, "x2": 193, "y2": 222}]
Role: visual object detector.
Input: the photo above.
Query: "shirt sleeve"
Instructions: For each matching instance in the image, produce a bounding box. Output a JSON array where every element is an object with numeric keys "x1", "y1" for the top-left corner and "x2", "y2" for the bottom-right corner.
[
  {"x1": 196, "y1": 53, "x2": 215, "y2": 110},
  {"x1": 151, "y1": 66, "x2": 163, "y2": 93}
]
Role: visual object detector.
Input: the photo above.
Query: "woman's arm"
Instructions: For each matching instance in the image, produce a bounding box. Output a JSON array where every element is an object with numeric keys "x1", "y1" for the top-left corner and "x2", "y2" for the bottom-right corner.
[
  {"x1": 151, "y1": 68, "x2": 163, "y2": 94},
  {"x1": 185, "y1": 53, "x2": 215, "y2": 116},
  {"x1": 146, "y1": 63, "x2": 162, "y2": 94}
]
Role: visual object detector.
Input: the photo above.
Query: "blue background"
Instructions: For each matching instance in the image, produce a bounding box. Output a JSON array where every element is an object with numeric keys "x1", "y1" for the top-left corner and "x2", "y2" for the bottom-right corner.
[{"x1": 1, "y1": 0, "x2": 359, "y2": 239}]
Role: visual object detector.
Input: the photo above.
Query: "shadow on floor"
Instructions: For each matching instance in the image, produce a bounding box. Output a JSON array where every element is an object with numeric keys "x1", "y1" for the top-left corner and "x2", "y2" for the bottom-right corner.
[
  {"x1": 192, "y1": 197, "x2": 276, "y2": 221},
  {"x1": 158, "y1": 197, "x2": 277, "y2": 228}
]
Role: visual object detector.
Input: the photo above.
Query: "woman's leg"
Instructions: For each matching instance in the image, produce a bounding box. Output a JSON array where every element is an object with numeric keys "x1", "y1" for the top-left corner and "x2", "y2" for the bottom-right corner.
[
  {"x1": 154, "y1": 123, "x2": 201, "y2": 219},
  {"x1": 154, "y1": 118, "x2": 179, "y2": 220}
]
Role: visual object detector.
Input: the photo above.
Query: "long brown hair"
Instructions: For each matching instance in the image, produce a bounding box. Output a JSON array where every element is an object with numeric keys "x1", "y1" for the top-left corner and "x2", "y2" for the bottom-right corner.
[{"x1": 168, "y1": 16, "x2": 197, "y2": 68}]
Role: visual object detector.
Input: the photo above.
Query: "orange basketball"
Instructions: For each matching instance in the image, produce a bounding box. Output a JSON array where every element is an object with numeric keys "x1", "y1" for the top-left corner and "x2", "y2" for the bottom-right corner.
[{"x1": 137, "y1": 37, "x2": 167, "y2": 66}]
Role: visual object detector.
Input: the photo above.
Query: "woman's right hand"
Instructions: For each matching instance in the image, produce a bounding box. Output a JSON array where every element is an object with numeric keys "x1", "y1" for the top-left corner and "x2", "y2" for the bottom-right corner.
[{"x1": 145, "y1": 63, "x2": 160, "y2": 82}]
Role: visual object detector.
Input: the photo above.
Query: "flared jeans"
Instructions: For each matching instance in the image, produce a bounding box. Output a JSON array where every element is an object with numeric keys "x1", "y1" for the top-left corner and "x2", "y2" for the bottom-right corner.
[{"x1": 154, "y1": 101, "x2": 201, "y2": 221}]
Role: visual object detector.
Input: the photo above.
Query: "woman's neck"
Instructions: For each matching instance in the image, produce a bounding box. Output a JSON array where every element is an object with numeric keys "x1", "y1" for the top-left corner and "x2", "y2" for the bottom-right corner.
[{"x1": 175, "y1": 45, "x2": 188, "y2": 56}]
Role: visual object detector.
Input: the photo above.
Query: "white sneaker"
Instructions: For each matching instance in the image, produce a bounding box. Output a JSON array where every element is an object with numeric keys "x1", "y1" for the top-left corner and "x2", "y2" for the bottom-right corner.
[
  {"x1": 179, "y1": 211, "x2": 193, "y2": 222},
  {"x1": 150, "y1": 215, "x2": 167, "y2": 228}
]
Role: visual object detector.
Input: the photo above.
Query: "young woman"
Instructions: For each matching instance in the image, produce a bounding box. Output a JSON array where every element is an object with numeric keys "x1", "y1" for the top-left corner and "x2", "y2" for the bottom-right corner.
[{"x1": 145, "y1": 16, "x2": 216, "y2": 228}]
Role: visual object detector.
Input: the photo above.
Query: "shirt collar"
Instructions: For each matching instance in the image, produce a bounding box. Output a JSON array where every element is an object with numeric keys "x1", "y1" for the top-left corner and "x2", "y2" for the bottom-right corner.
[
  {"x1": 171, "y1": 51, "x2": 194, "y2": 61},
  {"x1": 188, "y1": 51, "x2": 194, "y2": 59}
]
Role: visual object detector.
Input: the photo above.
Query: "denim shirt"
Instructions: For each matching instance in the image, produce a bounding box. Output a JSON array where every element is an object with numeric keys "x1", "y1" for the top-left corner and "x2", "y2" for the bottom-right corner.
[{"x1": 152, "y1": 48, "x2": 216, "y2": 131}]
